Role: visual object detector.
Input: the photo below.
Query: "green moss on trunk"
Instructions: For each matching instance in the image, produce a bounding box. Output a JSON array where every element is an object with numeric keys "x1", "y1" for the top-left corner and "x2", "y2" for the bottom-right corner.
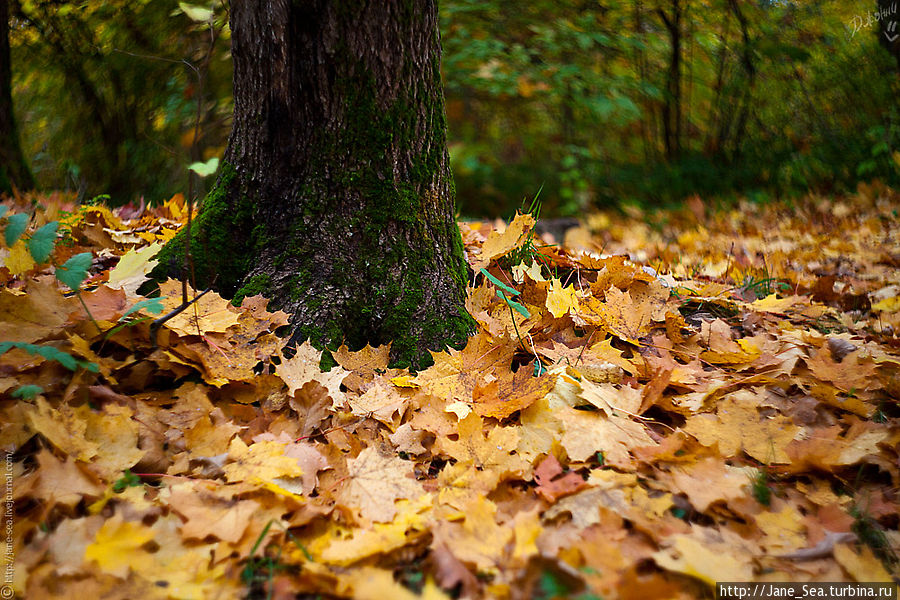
[{"x1": 150, "y1": 163, "x2": 257, "y2": 295}]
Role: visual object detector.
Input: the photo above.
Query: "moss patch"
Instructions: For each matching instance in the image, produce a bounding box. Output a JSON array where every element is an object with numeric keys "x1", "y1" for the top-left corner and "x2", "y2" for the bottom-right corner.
[
  {"x1": 232, "y1": 273, "x2": 271, "y2": 306},
  {"x1": 151, "y1": 163, "x2": 256, "y2": 295}
]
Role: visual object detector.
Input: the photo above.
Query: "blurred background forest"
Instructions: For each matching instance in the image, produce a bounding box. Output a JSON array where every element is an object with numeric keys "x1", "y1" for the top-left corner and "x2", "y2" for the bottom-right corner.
[{"x1": 6, "y1": 0, "x2": 900, "y2": 217}]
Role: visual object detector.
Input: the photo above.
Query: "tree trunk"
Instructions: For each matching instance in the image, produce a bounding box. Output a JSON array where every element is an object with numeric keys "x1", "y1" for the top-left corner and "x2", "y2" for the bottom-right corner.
[
  {"x1": 155, "y1": 0, "x2": 473, "y2": 369},
  {"x1": 657, "y1": 0, "x2": 682, "y2": 161},
  {"x1": 0, "y1": 0, "x2": 33, "y2": 194}
]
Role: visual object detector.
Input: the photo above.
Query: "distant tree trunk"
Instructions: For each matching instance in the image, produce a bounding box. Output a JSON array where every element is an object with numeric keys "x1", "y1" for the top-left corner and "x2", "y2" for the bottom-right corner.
[
  {"x1": 657, "y1": 0, "x2": 682, "y2": 161},
  {"x1": 716, "y1": 0, "x2": 756, "y2": 160},
  {"x1": 0, "y1": 0, "x2": 33, "y2": 194},
  {"x1": 155, "y1": 0, "x2": 473, "y2": 368}
]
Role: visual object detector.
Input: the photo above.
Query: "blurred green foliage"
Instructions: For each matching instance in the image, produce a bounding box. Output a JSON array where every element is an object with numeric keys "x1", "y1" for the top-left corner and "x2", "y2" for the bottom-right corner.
[
  {"x1": 441, "y1": 0, "x2": 900, "y2": 216},
  {"x1": 10, "y1": 0, "x2": 231, "y2": 203},
  {"x1": 6, "y1": 0, "x2": 900, "y2": 214}
]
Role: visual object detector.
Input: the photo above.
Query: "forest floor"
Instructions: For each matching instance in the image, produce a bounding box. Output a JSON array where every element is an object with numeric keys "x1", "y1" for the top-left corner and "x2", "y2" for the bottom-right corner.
[{"x1": 2, "y1": 182, "x2": 899, "y2": 599}]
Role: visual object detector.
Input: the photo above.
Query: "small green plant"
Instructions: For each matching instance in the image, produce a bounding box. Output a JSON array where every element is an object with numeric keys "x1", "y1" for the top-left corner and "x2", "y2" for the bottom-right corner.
[
  {"x1": 0, "y1": 341, "x2": 98, "y2": 373},
  {"x1": 850, "y1": 503, "x2": 899, "y2": 571},
  {"x1": 112, "y1": 469, "x2": 143, "y2": 493},
  {"x1": 534, "y1": 568, "x2": 602, "y2": 600},
  {"x1": 1, "y1": 208, "x2": 102, "y2": 396},
  {"x1": 479, "y1": 267, "x2": 545, "y2": 374},
  {"x1": 240, "y1": 520, "x2": 311, "y2": 600},
  {"x1": 11, "y1": 385, "x2": 43, "y2": 400},
  {"x1": 503, "y1": 188, "x2": 556, "y2": 278},
  {"x1": 749, "y1": 468, "x2": 772, "y2": 507},
  {"x1": 480, "y1": 268, "x2": 529, "y2": 318},
  {"x1": 104, "y1": 297, "x2": 166, "y2": 340}
]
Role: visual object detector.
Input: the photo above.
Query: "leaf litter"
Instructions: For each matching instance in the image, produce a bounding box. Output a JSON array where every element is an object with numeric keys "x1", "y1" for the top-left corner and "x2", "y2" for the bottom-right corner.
[{"x1": 1, "y1": 185, "x2": 899, "y2": 599}]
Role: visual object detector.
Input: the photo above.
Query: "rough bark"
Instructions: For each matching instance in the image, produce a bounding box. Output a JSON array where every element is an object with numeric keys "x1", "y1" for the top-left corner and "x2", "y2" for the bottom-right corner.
[
  {"x1": 0, "y1": 0, "x2": 33, "y2": 194},
  {"x1": 156, "y1": 0, "x2": 473, "y2": 368}
]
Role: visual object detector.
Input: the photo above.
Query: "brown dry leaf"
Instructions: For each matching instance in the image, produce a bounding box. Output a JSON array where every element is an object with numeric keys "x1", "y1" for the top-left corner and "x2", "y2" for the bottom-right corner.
[
  {"x1": 165, "y1": 481, "x2": 258, "y2": 543},
  {"x1": 0, "y1": 280, "x2": 77, "y2": 342},
  {"x1": 414, "y1": 331, "x2": 513, "y2": 403},
  {"x1": 786, "y1": 421, "x2": 889, "y2": 469},
  {"x1": 277, "y1": 341, "x2": 348, "y2": 409},
  {"x1": 472, "y1": 367, "x2": 556, "y2": 419},
  {"x1": 668, "y1": 457, "x2": 751, "y2": 513},
  {"x1": 77, "y1": 285, "x2": 129, "y2": 323},
  {"x1": 33, "y1": 449, "x2": 104, "y2": 510},
  {"x1": 806, "y1": 348, "x2": 877, "y2": 393},
  {"x1": 533, "y1": 454, "x2": 587, "y2": 501},
  {"x1": 683, "y1": 390, "x2": 801, "y2": 464},
  {"x1": 339, "y1": 447, "x2": 425, "y2": 523},
  {"x1": 578, "y1": 286, "x2": 654, "y2": 345}
]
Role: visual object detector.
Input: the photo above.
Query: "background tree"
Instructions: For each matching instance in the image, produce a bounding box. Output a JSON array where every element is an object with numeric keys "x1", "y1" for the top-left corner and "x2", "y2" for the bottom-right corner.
[
  {"x1": 155, "y1": 0, "x2": 473, "y2": 368},
  {"x1": 0, "y1": 0, "x2": 33, "y2": 194}
]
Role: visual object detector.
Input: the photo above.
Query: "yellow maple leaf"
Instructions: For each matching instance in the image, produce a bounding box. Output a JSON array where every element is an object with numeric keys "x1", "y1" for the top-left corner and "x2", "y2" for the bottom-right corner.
[
  {"x1": 82, "y1": 403, "x2": 145, "y2": 478},
  {"x1": 431, "y1": 496, "x2": 512, "y2": 574},
  {"x1": 318, "y1": 495, "x2": 432, "y2": 565},
  {"x1": 276, "y1": 341, "x2": 348, "y2": 408},
  {"x1": 4, "y1": 240, "x2": 35, "y2": 275},
  {"x1": 23, "y1": 397, "x2": 99, "y2": 461},
  {"x1": 85, "y1": 514, "x2": 155, "y2": 578},
  {"x1": 106, "y1": 242, "x2": 161, "y2": 297},
  {"x1": 156, "y1": 279, "x2": 240, "y2": 336},
  {"x1": 579, "y1": 286, "x2": 653, "y2": 345},
  {"x1": 413, "y1": 332, "x2": 513, "y2": 403},
  {"x1": 438, "y1": 412, "x2": 526, "y2": 475},
  {"x1": 652, "y1": 527, "x2": 754, "y2": 585},
  {"x1": 833, "y1": 543, "x2": 894, "y2": 582},
  {"x1": 473, "y1": 212, "x2": 536, "y2": 269},
  {"x1": 545, "y1": 277, "x2": 580, "y2": 318},
  {"x1": 223, "y1": 438, "x2": 304, "y2": 484},
  {"x1": 339, "y1": 447, "x2": 426, "y2": 523}
]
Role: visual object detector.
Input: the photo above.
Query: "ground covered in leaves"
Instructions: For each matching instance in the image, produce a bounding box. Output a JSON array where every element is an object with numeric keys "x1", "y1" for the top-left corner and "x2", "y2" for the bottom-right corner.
[{"x1": 1, "y1": 183, "x2": 899, "y2": 599}]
